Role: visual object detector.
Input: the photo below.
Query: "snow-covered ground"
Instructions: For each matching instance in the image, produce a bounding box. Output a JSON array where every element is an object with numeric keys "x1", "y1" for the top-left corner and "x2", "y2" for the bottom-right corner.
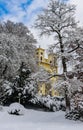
[{"x1": 0, "y1": 106, "x2": 83, "y2": 130}]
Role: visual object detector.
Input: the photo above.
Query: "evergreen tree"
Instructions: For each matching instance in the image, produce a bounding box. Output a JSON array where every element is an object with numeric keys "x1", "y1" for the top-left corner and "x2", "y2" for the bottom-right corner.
[{"x1": 0, "y1": 62, "x2": 38, "y2": 105}]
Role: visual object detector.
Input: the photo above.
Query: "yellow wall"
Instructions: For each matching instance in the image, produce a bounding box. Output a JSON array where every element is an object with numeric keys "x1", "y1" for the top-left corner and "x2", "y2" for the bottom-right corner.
[
  {"x1": 35, "y1": 47, "x2": 59, "y2": 96},
  {"x1": 38, "y1": 83, "x2": 46, "y2": 96}
]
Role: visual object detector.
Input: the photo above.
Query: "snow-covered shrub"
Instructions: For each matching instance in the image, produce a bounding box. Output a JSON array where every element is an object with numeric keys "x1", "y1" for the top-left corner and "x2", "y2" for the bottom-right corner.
[
  {"x1": 65, "y1": 109, "x2": 83, "y2": 121},
  {"x1": 66, "y1": 92, "x2": 83, "y2": 121},
  {"x1": 29, "y1": 95, "x2": 40, "y2": 105},
  {"x1": 30, "y1": 95, "x2": 65, "y2": 111},
  {"x1": 0, "y1": 77, "x2": 37, "y2": 105},
  {"x1": 8, "y1": 102, "x2": 25, "y2": 115},
  {"x1": 78, "y1": 100, "x2": 83, "y2": 111},
  {"x1": 42, "y1": 96, "x2": 65, "y2": 111},
  {"x1": 70, "y1": 91, "x2": 83, "y2": 110},
  {"x1": 65, "y1": 110, "x2": 80, "y2": 121},
  {"x1": 40, "y1": 96, "x2": 59, "y2": 111},
  {"x1": 52, "y1": 96, "x2": 66, "y2": 111}
]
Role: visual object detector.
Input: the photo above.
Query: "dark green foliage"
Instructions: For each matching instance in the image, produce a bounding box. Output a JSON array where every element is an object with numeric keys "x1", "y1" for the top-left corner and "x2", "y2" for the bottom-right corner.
[{"x1": 0, "y1": 62, "x2": 37, "y2": 105}]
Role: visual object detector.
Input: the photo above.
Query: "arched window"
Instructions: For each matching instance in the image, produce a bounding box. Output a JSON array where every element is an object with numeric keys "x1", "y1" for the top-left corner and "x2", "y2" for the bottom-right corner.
[
  {"x1": 40, "y1": 56, "x2": 42, "y2": 61},
  {"x1": 50, "y1": 61, "x2": 52, "y2": 64}
]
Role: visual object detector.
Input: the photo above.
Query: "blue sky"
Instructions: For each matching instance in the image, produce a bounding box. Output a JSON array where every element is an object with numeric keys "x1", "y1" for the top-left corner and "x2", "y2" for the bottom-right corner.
[
  {"x1": 0, "y1": 0, "x2": 83, "y2": 48},
  {"x1": 0, "y1": 0, "x2": 49, "y2": 26},
  {"x1": 0, "y1": 0, "x2": 70, "y2": 26},
  {"x1": 0, "y1": 0, "x2": 82, "y2": 26}
]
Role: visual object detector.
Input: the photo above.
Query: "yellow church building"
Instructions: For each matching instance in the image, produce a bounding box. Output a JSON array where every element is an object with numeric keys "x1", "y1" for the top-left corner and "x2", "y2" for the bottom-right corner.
[{"x1": 35, "y1": 47, "x2": 59, "y2": 96}]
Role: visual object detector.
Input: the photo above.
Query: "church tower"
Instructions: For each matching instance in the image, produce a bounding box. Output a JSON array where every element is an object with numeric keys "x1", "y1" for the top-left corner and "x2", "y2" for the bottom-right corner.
[
  {"x1": 35, "y1": 47, "x2": 59, "y2": 96},
  {"x1": 35, "y1": 47, "x2": 58, "y2": 73},
  {"x1": 35, "y1": 47, "x2": 45, "y2": 64}
]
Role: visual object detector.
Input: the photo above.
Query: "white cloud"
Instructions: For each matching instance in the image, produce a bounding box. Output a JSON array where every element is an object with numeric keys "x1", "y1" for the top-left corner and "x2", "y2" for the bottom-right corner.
[
  {"x1": 24, "y1": 0, "x2": 49, "y2": 26},
  {"x1": 30, "y1": 28, "x2": 54, "y2": 49},
  {"x1": 2, "y1": 0, "x2": 48, "y2": 25},
  {"x1": 26, "y1": 0, "x2": 48, "y2": 15},
  {"x1": 2, "y1": 0, "x2": 27, "y2": 22},
  {"x1": 69, "y1": 0, "x2": 83, "y2": 26}
]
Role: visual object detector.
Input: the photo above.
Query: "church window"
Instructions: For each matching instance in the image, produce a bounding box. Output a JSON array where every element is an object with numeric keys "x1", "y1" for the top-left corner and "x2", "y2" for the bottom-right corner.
[
  {"x1": 40, "y1": 56, "x2": 42, "y2": 61},
  {"x1": 50, "y1": 61, "x2": 52, "y2": 63}
]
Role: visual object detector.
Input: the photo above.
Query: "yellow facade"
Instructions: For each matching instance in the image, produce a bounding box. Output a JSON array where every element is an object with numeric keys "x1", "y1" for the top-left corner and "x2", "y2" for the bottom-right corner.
[{"x1": 35, "y1": 47, "x2": 59, "y2": 96}]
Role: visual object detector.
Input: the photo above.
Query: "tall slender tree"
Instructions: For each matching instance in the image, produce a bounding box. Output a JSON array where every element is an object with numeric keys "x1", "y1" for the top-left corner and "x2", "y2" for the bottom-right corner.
[{"x1": 34, "y1": 0, "x2": 82, "y2": 110}]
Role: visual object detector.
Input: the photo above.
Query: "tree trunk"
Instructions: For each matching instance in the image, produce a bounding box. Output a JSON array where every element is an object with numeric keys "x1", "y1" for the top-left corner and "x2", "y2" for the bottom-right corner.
[
  {"x1": 65, "y1": 87, "x2": 70, "y2": 112},
  {"x1": 59, "y1": 33, "x2": 70, "y2": 111}
]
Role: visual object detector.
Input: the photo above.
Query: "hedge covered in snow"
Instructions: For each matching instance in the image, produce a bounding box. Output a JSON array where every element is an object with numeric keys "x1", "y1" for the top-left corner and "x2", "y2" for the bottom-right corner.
[{"x1": 29, "y1": 95, "x2": 66, "y2": 112}]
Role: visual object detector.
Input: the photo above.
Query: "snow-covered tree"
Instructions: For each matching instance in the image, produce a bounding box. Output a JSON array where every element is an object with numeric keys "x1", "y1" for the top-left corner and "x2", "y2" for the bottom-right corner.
[
  {"x1": 69, "y1": 28, "x2": 83, "y2": 82},
  {"x1": 32, "y1": 67, "x2": 51, "y2": 82},
  {"x1": 34, "y1": 0, "x2": 78, "y2": 73},
  {"x1": 0, "y1": 21, "x2": 37, "y2": 82},
  {"x1": 0, "y1": 21, "x2": 39, "y2": 105},
  {"x1": 34, "y1": 0, "x2": 83, "y2": 111},
  {"x1": 0, "y1": 62, "x2": 38, "y2": 105},
  {"x1": 31, "y1": 67, "x2": 53, "y2": 96}
]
